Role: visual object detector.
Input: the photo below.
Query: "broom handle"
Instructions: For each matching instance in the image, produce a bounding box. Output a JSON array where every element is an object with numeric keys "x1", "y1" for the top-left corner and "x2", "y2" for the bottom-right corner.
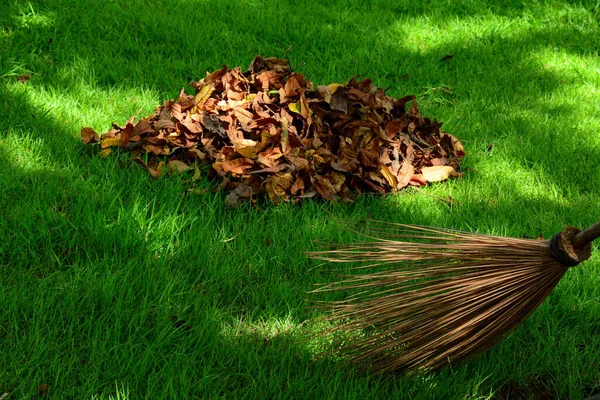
[{"x1": 572, "y1": 221, "x2": 600, "y2": 248}]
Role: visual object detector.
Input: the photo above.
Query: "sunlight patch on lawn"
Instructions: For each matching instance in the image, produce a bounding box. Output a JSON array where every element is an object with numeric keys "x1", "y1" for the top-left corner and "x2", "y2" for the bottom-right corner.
[
  {"x1": 91, "y1": 383, "x2": 130, "y2": 400},
  {"x1": 380, "y1": 3, "x2": 597, "y2": 59},
  {"x1": 1, "y1": 128, "x2": 65, "y2": 173},
  {"x1": 7, "y1": 58, "x2": 162, "y2": 137},
  {"x1": 220, "y1": 313, "x2": 300, "y2": 341},
  {"x1": 13, "y1": 2, "x2": 56, "y2": 30},
  {"x1": 381, "y1": 13, "x2": 517, "y2": 53}
]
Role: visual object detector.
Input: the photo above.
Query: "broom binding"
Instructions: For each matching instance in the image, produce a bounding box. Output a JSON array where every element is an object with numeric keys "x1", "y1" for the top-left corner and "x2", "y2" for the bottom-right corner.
[{"x1": 549, "y1": 227, "x2": 592, "y2": 267}]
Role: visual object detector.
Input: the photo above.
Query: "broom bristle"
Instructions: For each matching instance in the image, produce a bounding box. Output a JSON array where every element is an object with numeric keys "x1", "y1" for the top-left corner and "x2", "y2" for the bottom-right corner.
[{"x1": 308, "y1": 221, "x2": 570, "y2": 375}]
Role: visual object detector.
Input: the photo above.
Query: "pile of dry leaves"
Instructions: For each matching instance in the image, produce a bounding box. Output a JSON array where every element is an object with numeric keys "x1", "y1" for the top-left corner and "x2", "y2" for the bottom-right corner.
[{"x1": 81, "y1": 56, "x2": 464, "y2": 206}]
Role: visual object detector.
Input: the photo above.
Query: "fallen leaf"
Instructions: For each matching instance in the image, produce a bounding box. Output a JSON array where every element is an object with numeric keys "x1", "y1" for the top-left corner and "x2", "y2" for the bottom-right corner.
[
  {"x1": 397, "y1": 160, "x2": 415, "y2": 189},
  {"x1": 232, "y1": 138, "x2": 263, "y2": 159},
  {"x1": 430, "y1": 157, "x2": 449, "y2": 166},
  {"x1": 167, "y1": 160, "x2": 190, "y2": 174},
  {"x1": 255, "y1": 70, "x2": 282, "y2": 90},
  {"x1": 288, "y1": 102, "x2": 301, "y2": 115},
  {"x1": 81, "y1": 127, "x2": 99, "y2": 144},
  {"x1": 280, "y1": 116, "x2": 289, "y2": 153},
  {"x1": 410, "y1": 173, "x2": 427, "y2": 186},
  {"x1": 39, "y1": 384, "x2": 50, "y2": 397},
  {"x1": 133, "y1": 119, "x2": 154, "y2": 136},
  {"x1": 194, "y1": 83, "x2": 215, "y2": 110},
  {"x1": 134, "y1": 158, "x2": 160, "y2": 179},
  {"x1": 99, "y1": 148, "x2": 112, "y2": 158},
  {"x1": 444, "y1": 133, "x2": 465, "y2": 157},
  {"x1": 330, "y1": 87, "x2": 348, "y2": 113},
  {"x1": 221, "y1": 158, "x2": 254, "y2": 175},
  {"x1": 313, "y1": 176, "x2": 338, "y2": 201},
  {"x1": 266, "y1": 172, "x2": 294, "y2": 202},
  {"x1": 101, "y1": 137, "x2": 121, "y2": 148},
  {"x1": 290, "y1": 176, "x2": 305, "y2": 194},
  {"x1": 421, "y1": 165, "x2": 455, "y2": 182},
  {"x1": 156, "y1": 161, "x2": 166, "y2": 176},
  {"x1": 225, "y1": 185, "x2": 253, "y2": 207},
  {"x1": 257, "y1": 147, "x2": 283, "y2": 168},
  {"x1": 280, "y1": 75, "x2": 303, "y2": 103},
  {"x1": 379, "y1": 165, "x2": 397, "y2": 188},
  {"x1": 385, "y1": 120, "x2": 408, "y2": 139},
  {"x1": 203, "y1": 113, "x2": 226, "y2": 137}
]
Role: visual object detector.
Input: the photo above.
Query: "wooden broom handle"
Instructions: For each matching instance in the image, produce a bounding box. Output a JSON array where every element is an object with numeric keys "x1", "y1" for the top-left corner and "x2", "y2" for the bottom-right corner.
[{"x1": 572, "y1": 221, "x2": 600, "y2": 249}]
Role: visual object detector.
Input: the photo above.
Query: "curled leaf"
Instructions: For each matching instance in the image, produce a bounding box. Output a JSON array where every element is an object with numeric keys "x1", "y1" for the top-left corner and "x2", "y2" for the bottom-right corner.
[
  {"x1": 81, "y1": 127, "x2": 99, "y2": 144},
  {"x1": 221, "y1": 158, "x2": 254, "y2": 175},
  {"x1": 421, "y1": 165, "x2": 455, "y2": 182},
  {"x1": 101, "y1": 137, "x2": 121, "y2": 148}
]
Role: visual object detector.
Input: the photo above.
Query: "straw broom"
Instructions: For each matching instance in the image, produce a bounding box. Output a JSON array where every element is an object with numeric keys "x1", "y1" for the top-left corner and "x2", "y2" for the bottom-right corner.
[{"x1": 308, "y1": 220, "x2": 600, "y2": 375}]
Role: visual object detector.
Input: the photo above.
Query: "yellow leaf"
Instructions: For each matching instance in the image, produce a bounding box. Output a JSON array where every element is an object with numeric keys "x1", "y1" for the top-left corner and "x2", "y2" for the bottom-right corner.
[
  {"x1": 421, "y1": 166, "x2": 454, "y2": 182},
  {"x1": 379, "y1": 165, "x2": 398, "y2": 188},
  {"x1": 101, "y1": 137, "x2": 121, "y2": 148},
  {"x1": 288, "y1": 102, "x2": 301, "y2": 114},
  {"x1": 156, "y1": 161, "x2": 166, "y2": 177},
  {"x1": 99, "y1": 148, "x2": 112, "y2": 158},
  {"x1": 194, "y1": 83, "x2": 215, "y2": 110},
  {"x1": 191, "y1": 167, "x2": 202, "y2": 181},
  {"x1": 232, "y1": 139, "x2": 264, "y2": 159},
  {"x1": 327, "y1": 83, "x2": 341, "y2": 94}
]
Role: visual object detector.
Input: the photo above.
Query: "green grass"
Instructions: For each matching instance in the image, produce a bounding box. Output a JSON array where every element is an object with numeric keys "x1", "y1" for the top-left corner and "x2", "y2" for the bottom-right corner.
[{"x1": 1, "y1": 0, "x2": 600, "y2": 398}]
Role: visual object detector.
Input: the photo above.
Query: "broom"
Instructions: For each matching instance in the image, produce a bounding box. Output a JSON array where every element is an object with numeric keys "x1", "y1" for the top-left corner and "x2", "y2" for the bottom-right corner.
[{"x1": 308, "y1": 220, "x2": 600, "y2": 375}]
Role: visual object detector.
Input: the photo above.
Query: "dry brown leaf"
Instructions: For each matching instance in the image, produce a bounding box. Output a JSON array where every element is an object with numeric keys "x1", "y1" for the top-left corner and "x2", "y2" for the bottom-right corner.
[
  {"x1": 290, "y1": 176, "x2": 305, "y2": 194},
  {"x1": 397, "y1": 161, "x2": 415, "y2": 189},
  {"x1": 81, "y1": 127, "x2": 99, "y2": 144},
  {"x1": 266, "y1": 172, "x2": 294, "y2": 202},
  {"x1": 134, "y1": 158, "x2": 160, "y2": 179},
  {"x1": 221, "y1": 158, "x2": 254, "y2": 175},
  {"x1": 225, "y1": 185, "x2": 253, "y2": 207},
  {"x1": 280, "y1": 116, "x2": 289, "y2": 153},
  {"x1": 257, "y1": 147, "x2": 283, "y2": 168},
  {"x1": 167, "y1": 160, "x2": 190, "y2": 174},
  {"x1": 444, "y1": 133, "x2": 465, "y2": 157}
]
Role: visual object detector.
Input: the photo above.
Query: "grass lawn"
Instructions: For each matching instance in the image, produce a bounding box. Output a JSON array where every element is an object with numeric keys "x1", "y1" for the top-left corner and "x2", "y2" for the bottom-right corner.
[{"x1": 1, "y1": 0, "x2": 600, "y2": 398}]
